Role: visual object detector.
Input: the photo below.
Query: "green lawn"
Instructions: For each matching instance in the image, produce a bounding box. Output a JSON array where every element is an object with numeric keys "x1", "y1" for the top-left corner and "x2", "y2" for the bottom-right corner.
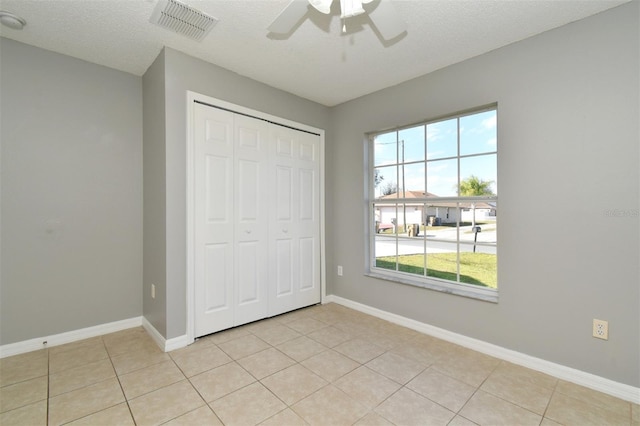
[{"x1": 376, "y1": 252, "x2": 497, "y2": 288}]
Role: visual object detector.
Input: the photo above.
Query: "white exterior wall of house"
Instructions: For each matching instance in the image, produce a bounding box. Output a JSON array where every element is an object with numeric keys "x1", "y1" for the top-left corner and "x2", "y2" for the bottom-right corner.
[
  {"x1": 461, "y1": 208, "x2": 496, "y2": 223},
  {"x1": 376, "y1": 206, "x2": 423, "y2": 226},
  {"x1": 375, "y1": 205, "x2": 460, "y2": 227},
  {"x1": 428, "y1": 206, "x2": 459, "y2": 224}
]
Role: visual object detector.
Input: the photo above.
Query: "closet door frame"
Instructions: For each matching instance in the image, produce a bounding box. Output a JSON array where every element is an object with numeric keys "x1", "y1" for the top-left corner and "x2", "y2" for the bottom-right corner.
[{"x1": 186, "y1": 91, "x2": 326, "y2": 344}]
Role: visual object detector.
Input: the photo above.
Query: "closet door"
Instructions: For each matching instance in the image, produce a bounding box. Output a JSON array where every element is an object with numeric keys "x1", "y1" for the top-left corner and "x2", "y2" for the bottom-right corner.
[
  {"x1": 269, "y1": 127, "x2": 321, "y2": 316},
  {"x1": 233, "y1": 115, "x2": 270, "y2": 326},
  {"x1": 194, "y1": 104, "x2": 235, "y2": 337},
  {"x1": 193, "y1": 100, "x2": 321, "y2": 338}
]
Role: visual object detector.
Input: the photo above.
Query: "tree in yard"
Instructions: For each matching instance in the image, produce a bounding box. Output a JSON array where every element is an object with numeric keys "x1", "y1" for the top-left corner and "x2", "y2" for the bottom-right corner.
[
  {"x1": 458, "y1": 175, "x2": 495, "y2": 228},
  {"x1": 380, "y1": 181, "x2": 398, "y2": 196},
  {"x1": 374, "y1": 169, "x2": 384, "y2": 188}
]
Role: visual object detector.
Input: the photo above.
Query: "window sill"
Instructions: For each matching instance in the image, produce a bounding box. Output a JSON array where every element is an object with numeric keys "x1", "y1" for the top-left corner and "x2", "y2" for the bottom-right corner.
[{"x1": 366, "y1": 269, "x2": 499, "y2": 303}]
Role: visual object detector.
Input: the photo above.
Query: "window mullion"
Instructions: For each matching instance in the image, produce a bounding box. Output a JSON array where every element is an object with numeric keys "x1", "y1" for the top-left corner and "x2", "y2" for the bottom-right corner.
[{"x1": 456, "y1": 117, "x2": 461, "y2": 283}]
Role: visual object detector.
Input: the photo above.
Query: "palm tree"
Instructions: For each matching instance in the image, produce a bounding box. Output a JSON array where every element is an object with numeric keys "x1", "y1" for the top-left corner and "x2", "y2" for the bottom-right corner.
[{"x1": 458, "y1": 175, "x2": 495, "y2": 228}]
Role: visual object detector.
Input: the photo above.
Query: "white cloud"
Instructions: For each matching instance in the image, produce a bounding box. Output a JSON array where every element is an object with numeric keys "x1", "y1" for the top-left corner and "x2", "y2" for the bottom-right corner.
[
  {"x1": 482, "y1": 115, "x2": 497, "y2": 130},
  {"x1": 426, "y1": 150, "x2": 446, "y2": 160}
]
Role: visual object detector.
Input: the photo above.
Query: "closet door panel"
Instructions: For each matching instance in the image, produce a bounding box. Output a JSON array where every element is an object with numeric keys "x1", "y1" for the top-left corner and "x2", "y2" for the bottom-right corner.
[
  {"x1": 295, "y1": 132, "x2": 321, "y2": 307},
  {"x1": 234, "y1": 115, "x2": 269, "y2": 326},
  {"x1": 204, "y1": 243, "x2": 232, "y2": 311},
  {"x1": 299, "y1": 237, "x2": 315, "y2": 292},
  {"x1": 275, "y1": 239, "x2": 294, "y2": 296},
  {"x1": 237, "y1": 241, "x2": 260, "y2": 304},
  {"x1": 194, "y1": 104, "x2": 235, "y2": 336}
]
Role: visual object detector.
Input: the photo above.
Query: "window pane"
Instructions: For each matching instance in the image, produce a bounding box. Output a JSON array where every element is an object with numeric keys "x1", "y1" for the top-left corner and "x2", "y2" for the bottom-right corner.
[
  {"x1": 427, "y1": 118, "x2": 458, "y2": 160},
  {"x1": 374, "y1": 202, "x2": 426, "y2": 276},
  {"x1": 426, "y1": 241, "x2": 458, "y2": 282},
  {"x1": 399, "y1": 162, "x2": 425, "y2": 197},
  {"x1": 424, "y1": 203, "x2": 459, "y2": 233},
  {"x1": 427, "y1": 158, "x2": 458, "y2": 197},
  {"x1": 460, "y1": 110, "x2": 497, "y2": 156},
  {"x1": 374, "y1": 165, "x2": 398, "y2": 198},
  {"x1": 399, "y1": 125, "x2": 425, "y2": 163},
  {"x1": 373, "y1": 202, "x2": 398, "y2": 271},
  {"x1": 399, "y1": 202, "x2": 424, "y2": 232},
  {"x1": 459, "y1": 208, "x2": 497, "y2": 241},
  {"x1": 373, "y1": 202, "x2": 399, "y2": 233},
  {"x1": 459, "y1": 154, "x2": 497, "y2": 196},
  {"x1": 374, "y1": 132, "x2": 397, "y2": 166},
  {"x1": 396, "y1": 253, "x2": 425, "y2": 276},
  {"x1": 459, "y1": 243, "x2": 497, "y2": 288}
]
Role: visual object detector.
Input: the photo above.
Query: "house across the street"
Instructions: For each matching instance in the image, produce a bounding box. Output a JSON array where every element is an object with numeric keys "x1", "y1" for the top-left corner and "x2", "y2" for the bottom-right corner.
[{"x1": 375, "y1": 190, "x2": 496, "y2": 231}]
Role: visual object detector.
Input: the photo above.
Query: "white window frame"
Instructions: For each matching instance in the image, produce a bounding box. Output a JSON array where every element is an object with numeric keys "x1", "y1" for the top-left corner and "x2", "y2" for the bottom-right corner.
[{"x1": 365, "y1": 105, "x2": 498, "y2": 303}]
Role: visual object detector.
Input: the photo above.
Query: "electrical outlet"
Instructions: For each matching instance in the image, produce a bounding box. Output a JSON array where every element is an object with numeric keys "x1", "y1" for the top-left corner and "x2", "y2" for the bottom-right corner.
[
  {"x1": 151, "y1": 284, "x2": 156, "y2": 299},
  {"x1": 593, "y1": 319, "x2": 608, "y2": 340},
  {"x1": 337, "y1": 265, "x2": 343, "y2": 276}
]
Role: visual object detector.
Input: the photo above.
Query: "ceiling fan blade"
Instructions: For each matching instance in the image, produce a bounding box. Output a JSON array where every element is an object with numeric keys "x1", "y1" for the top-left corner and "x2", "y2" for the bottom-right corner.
[
  {"x1": 268, "y1": 0, "x2": 310, "y2": 34},
  {"x1": 367, "y1": 0, "x2": 407, "y2": 40}
]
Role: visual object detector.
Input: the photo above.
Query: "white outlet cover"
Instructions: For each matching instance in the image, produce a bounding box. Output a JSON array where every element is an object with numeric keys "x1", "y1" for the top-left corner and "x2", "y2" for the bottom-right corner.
[{"x1": 593, "y1": 319, "x2": 608, "y2": 340}]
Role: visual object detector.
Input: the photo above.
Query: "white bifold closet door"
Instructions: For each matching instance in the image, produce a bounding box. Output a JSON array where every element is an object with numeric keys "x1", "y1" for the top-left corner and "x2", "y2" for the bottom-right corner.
[
  {"x1": 269, "y1": 126, "x2": 321, "y2": 317},
  {"x1": 194, "y1": 102, "x2": 320, "y2": 338}
]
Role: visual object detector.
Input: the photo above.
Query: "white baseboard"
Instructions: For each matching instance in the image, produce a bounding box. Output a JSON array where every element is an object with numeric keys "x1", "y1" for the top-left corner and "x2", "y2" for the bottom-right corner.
[
  {"x1": 0, "y1": 317, "x2": 143, "y2": 358},
  {"x1": 142, "y1": 318, "x2": 190, "y2": 352},
  {"x1": 325, "y1": 295, "x2": 640, "y2": 404}
]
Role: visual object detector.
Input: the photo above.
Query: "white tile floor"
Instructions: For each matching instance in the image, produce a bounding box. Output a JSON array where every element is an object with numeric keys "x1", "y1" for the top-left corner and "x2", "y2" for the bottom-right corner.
[{"x1": 1, "y1": 303, "x2": 638, "y2": 425}]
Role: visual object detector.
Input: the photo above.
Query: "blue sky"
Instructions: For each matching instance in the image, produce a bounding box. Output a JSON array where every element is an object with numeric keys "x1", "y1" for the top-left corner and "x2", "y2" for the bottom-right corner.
[{"x1": 374, "y1": 109, "x2": 497, "y2": 198}]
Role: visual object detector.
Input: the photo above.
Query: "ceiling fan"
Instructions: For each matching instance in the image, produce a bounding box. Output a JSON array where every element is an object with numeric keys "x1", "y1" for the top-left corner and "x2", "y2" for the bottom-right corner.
[{"x1": 268, "y1": 0, "x2": 407, "y2": 41}]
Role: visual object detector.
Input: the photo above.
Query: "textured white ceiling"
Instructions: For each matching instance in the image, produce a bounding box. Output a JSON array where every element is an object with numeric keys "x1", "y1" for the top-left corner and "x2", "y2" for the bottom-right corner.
[{"x1": 0, "y1": 0, "x2": 629, "y2": 106}]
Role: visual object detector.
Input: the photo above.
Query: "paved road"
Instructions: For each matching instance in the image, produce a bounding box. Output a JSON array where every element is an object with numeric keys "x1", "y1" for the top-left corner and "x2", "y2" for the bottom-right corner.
[{"x1": 375, "y1": 227, "x2": 496, "y2": 257}]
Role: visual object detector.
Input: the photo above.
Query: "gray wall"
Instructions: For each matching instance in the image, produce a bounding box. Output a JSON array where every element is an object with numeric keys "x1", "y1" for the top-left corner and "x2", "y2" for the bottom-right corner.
[
  {"x1": 0, "y1": 39, "x2": 143, "y2": 344},
  {"x1": 142, "y1": 50, "x2": 167, "y2": 337},
  {"x1": 143, "y1": 48, "x2": 331, "y2": 339},
  {"x1": 326, "y1": 2, "x2": 639, "y2": 386},
  {"x1": 1, "y1": 2, "x2": 636, "y2": 390}
]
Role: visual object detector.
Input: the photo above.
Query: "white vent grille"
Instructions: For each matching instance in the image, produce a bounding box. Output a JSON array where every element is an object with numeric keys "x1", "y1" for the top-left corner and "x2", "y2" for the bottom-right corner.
[{"x1": 150, "y1": 0, "x2": 218, "y2": 41}]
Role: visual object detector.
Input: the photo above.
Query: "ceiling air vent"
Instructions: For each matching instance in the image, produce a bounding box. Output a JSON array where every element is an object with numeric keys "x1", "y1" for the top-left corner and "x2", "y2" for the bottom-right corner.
[{"x1": 150, "y1": 0, "x2": 218, "y2": 41}]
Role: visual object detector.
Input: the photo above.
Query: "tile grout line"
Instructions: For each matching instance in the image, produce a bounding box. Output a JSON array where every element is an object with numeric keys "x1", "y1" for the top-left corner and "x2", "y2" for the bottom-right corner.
[
  {"x1": 539, "y1": 375, "x2": 561, "y2": 423},
  {"x1": 180, "y1": 347, "x2": 238, "y2": 425},
  {"x1": 46, "y1": 347, "x2": 50, "y2": 426},
  {"x1": 103, "y1": 335, "x2": 138, "y2": 426}
]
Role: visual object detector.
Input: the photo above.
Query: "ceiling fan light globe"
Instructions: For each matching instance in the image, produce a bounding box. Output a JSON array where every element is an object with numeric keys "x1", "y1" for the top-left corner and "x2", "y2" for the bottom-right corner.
[
  {"x1": 309, "y1": 0, "x2": 332, "y2": 14},
  {"x1": 340, "y1": 0, "x2": 365, "y2": 18}
]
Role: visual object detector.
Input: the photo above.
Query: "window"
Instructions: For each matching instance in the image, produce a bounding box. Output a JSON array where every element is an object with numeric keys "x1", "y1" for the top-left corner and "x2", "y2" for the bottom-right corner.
[{"x1": 368, "y1": 106, "x2": 498, "y2": 302}]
